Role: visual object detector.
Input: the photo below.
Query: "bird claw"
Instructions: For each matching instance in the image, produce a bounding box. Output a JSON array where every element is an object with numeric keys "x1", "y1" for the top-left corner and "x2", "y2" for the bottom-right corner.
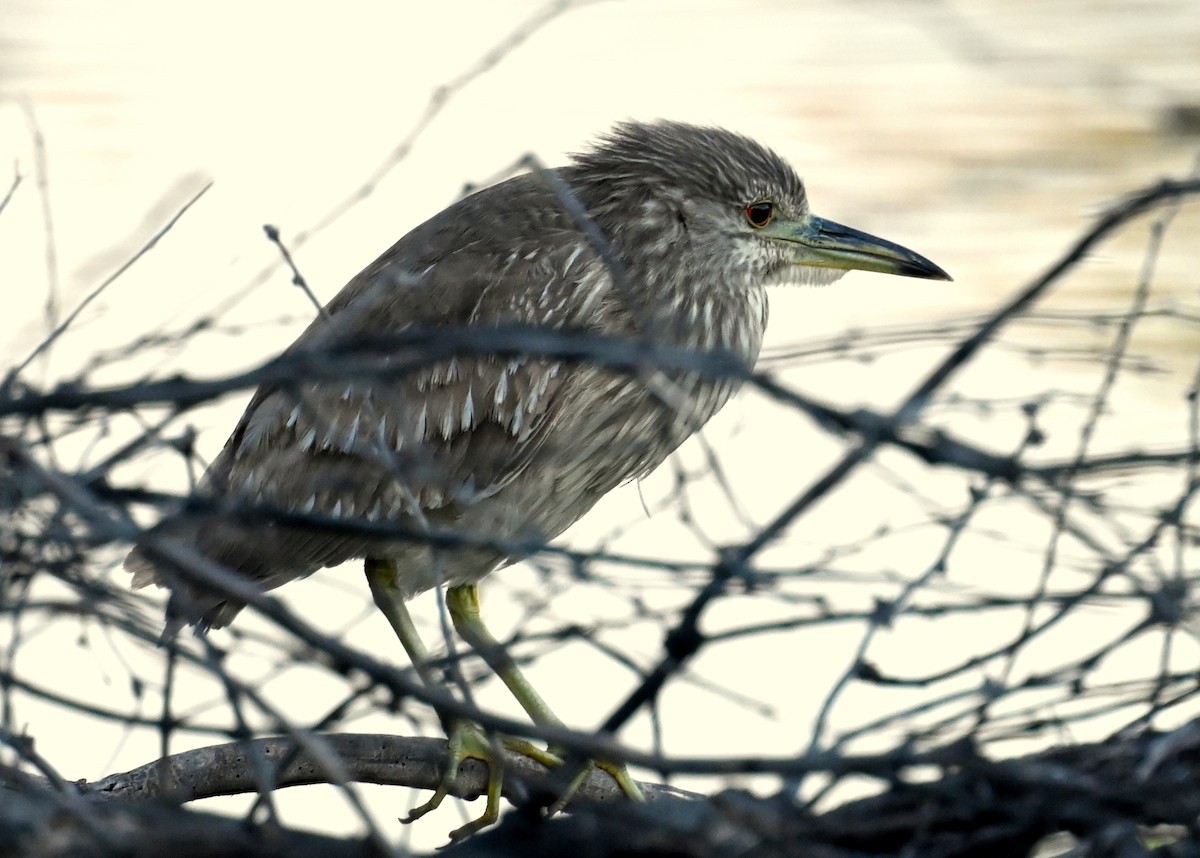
[
  {"x1": 408, "y1": 722, "x2": 563, "y2": 841},
  {"x1": 404, "y1": 721, "x2": 500, "y2": 839},
  {"x1": 408, "y1": 723, "x2": 643, "y2": 840},
  {"x1": 544, "y1": 754, "x2": 645, "y2": 817}
]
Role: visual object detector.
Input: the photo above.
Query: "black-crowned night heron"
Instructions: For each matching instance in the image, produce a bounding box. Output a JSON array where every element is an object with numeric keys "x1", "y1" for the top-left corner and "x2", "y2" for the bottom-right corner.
[{"x1": 125, "y1": 120, "x2": 950, "y2": 837}]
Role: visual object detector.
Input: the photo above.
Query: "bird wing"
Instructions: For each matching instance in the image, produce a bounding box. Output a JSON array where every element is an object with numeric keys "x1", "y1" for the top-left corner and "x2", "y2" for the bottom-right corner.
[{"x1": 211, "y1": 222, "x2": 611, "y2": 536}]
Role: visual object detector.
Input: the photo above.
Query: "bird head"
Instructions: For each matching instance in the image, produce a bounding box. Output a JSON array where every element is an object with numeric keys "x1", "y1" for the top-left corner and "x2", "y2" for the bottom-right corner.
[{"x1": 568, "y1": 120, "x2": 951, "y2": 290}]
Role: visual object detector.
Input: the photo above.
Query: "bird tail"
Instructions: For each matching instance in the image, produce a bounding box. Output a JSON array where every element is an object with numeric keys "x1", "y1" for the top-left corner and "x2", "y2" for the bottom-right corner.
[
  {"x1": 125, "y1": 509, "x2": 357, "y2": 631},
  {"x1": 124, "y1": 516, "x2": 261, "y2": 631}
]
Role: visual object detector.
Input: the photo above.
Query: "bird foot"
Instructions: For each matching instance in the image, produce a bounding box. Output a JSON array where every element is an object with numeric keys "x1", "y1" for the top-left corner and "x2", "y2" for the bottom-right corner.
[
  {"x1": 408, "y1": 723, "x2": 643, "y2": 841},
  {"x1": 407, "y1": 720, "x2": 564, "y2": 842},
  {"x1": 544, "y1": 753, "x2": 645, "y2": 817}
]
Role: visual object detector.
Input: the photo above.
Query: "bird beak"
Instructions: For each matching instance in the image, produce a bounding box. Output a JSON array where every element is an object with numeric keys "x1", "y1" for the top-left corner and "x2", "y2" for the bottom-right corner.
[{"x1": 761, "y1": 214, "x2": 952, "y2": 281}]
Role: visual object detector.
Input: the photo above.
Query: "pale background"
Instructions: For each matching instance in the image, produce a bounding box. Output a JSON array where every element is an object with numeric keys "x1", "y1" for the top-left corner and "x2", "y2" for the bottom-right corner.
[{"x1": 2, "y1": 0, "x2": 1199, "y2": 851}]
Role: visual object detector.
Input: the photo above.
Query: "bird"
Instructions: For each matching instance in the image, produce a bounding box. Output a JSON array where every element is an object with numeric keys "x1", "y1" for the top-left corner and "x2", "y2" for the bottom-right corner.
[{"x1": 125, "y1": 120, "x2": 950, "y2": 838}]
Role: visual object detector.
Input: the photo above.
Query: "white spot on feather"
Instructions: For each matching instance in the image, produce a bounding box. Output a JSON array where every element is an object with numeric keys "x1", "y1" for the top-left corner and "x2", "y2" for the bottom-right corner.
[
  {"x1": 461, "y1": 388, "x2": 474, "y2": 426},
  {"x1": 319, "y1": 418, "x2": 340, "y2": 451},
  {"x1": 494, "y1": 367, "x2": 510, "y2": 406}
]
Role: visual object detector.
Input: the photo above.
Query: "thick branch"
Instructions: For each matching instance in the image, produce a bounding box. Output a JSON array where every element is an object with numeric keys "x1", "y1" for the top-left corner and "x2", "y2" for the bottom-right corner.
[{"x1": 78, "y1": 733, "x2": 694, "y2": 808}]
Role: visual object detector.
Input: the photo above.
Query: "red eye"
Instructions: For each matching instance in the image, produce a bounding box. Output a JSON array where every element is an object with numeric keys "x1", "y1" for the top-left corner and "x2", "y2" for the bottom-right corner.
[{"x1": 745, "y1": 201, "x2": 774, "y2": 228}]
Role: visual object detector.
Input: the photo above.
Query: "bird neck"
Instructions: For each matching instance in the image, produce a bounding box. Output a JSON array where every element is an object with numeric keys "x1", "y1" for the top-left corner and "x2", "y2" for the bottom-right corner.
[{"x1": 604, "y1": 267, "x2": 769, "y2": 368}]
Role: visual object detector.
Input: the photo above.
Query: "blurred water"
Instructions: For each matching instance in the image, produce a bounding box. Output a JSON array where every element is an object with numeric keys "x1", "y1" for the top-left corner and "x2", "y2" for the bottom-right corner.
[
  {"x1": 2, "y1": 0, "x2": 1196, "y2": 370},
  {"x1": 1, "y1": 0, "x2": 1199, "y2": 848}
]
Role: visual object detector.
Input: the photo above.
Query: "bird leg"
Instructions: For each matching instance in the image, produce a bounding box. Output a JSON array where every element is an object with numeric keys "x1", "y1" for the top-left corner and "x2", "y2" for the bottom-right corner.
[
  {"x1": 365, "y1": 559, "x2": 559, "y2": 840},
  {"x1": 446, "y1": 583, "x2": 645, "y2": 813},
  {"x1": 366, "y1": 558, "x2": 438, "y2": 685}
]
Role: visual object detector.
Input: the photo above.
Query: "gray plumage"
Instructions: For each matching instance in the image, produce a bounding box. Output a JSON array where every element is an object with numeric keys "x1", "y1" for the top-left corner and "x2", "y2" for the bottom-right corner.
[{"x1": 125, "y1": 120, "x2": 948, "y2": 628}]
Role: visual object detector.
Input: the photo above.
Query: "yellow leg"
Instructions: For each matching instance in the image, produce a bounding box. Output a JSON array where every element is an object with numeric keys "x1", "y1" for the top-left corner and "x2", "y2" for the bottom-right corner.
[
  {"x1": 366, "y1": 558, "x2": 436, "y2": 684},
  {"x1": 365, "y1": 561, "x2": 641, "y2": 838},
  {"x1": 446, "y1": 583, "x2": 645, "y2": 810},
  {"x1": 366, "y1": 559, "x2": 508, "y2": 838}
]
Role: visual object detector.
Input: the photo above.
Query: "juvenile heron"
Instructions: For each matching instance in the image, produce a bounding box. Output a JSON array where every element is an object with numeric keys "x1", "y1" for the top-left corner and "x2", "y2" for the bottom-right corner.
[{"x1": 125, "y1": 120, "x2": 950, "y2": 837}]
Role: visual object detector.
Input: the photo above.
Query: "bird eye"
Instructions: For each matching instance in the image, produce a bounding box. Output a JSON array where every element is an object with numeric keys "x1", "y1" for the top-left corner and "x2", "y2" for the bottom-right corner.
[{"x1": 745, "y1": 201, "x2": 775, "y2": 228}]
